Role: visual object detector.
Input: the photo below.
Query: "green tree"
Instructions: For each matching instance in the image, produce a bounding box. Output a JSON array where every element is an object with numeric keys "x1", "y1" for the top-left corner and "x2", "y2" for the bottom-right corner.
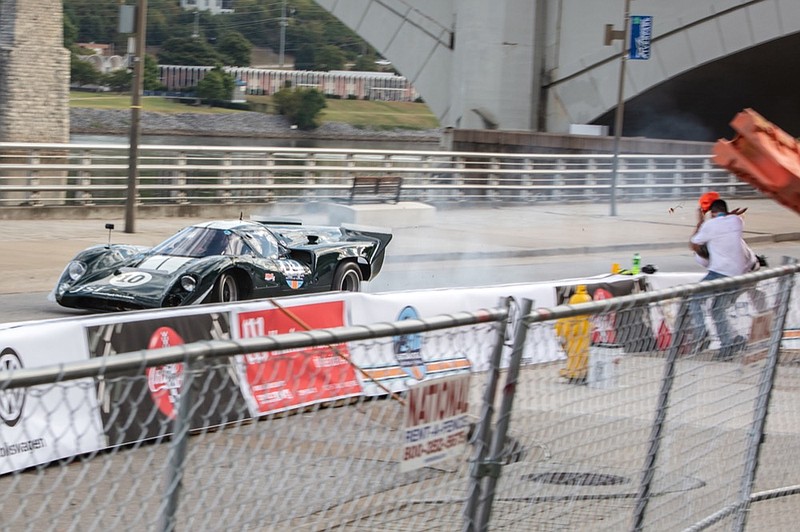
[
  {"x1": 274, "y1": 87, "x2": 326, "y2": 130},
  {"x1": 217, "y1": 31, "x2": 252, "y2": 67},
  {"x1": 143, "y1": 54, "x2": 165, "y2": 91},
  {"x1": 293, "y1": 43, "x2": 316, "y2": 71},
  {"x1": 353, "y1": 54, "x2": 379, "y2": 72},
  {"x1": 70, "y1": 55, "x2": 101, "y2": 86},
  {"x1": 314, "y1": 44, "x2": 345, "y2": 71},
  {"x1": 63, "y1": 0, "x2": 372, "y2": 69},
  {"x1": 63, "y1": 16, "x2": 78, "y2": 48},
  {"x1": 104, "y1": 69, "x2": 132, "y2": 92},
  {"x1": 158, "y1": 37, "x2": 221, "y2": 66},
  {"x1": 196, "y1": 66, "x2": 235, "y2": 102}
]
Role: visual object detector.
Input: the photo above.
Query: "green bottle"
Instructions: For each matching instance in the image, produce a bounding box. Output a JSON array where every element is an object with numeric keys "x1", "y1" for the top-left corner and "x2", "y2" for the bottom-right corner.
[{"x1": 632, "y1": 253, "x2": 641, "y2": 274}]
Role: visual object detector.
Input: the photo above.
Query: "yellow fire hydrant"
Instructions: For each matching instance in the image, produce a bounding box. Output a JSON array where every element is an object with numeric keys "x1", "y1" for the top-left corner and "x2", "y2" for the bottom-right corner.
[{"x1": 555, "y1": 285, "x2": 593, "y2": 382}]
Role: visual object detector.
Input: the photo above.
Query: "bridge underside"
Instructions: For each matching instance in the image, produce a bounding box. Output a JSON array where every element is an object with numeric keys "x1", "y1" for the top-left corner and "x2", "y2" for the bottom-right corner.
[{"x1": 595, "y1": 33, "x2": 800, "y2": 142}]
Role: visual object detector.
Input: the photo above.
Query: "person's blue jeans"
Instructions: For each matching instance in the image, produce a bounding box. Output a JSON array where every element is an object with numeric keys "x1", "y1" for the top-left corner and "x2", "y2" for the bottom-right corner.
[{"x1": 688, "y1": 271, "x2": 736, "y2": 351}]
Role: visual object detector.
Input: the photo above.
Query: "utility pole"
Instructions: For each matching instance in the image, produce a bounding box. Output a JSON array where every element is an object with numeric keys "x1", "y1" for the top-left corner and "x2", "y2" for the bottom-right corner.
[
  {"x1": 604, "y1": 0, "x2": 632, "y2": 217},
  {"x1": 279, "y1": 0, "x2": 287, "y2": 68},
  {"x1": 125, "y1": 0, "x2": 147, "y2": 234}
]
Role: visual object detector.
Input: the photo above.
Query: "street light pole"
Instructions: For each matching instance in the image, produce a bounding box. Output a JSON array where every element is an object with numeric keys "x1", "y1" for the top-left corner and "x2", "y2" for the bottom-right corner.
[
  {"x1": 605, "y1": 0, "x2": 631, "y2": 217},
  {"x1": 125, "y1": 0, "x2": 147, "y2": 234}
]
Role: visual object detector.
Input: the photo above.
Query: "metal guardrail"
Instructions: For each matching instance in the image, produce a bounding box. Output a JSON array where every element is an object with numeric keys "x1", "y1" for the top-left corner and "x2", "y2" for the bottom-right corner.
[{"x1": 0, "y1": 142, "x2": 756, "y2": 207}]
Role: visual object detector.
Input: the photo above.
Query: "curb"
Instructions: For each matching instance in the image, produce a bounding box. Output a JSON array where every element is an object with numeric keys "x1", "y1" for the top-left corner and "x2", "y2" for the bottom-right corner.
[{"x1": 389, "y1": 232, "x2": 800, "y2": 263}]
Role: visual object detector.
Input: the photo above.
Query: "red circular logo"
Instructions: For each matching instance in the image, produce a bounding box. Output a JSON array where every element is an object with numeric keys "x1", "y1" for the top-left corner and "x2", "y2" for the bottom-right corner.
[{"x1": 145, "y1": 327, "x2": 185, "y2": 419}]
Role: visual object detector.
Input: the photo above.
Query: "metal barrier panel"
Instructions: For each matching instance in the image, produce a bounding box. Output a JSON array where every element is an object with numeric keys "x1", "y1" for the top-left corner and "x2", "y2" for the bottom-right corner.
[
  {"x1": 477, "y1": 274, "x2": 798, "y2": 531},
  {"x1": 0, "y1": 321, "x2": 503, "y2": 531}
]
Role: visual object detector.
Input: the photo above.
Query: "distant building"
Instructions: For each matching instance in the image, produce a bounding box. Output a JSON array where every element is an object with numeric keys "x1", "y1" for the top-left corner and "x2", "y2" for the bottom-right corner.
[
  {"x1": 76, "y1": 42, "x2": 113, "y2": 56},
  {"x1": 75, "y1": 43, "x2": 125, "y2": 74},
  {"x1": 180, "y1": 0, "x2": 234, "y2": 15}
]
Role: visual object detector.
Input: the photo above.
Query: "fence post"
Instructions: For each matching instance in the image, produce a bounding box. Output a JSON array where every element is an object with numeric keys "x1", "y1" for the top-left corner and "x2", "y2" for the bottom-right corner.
[
  {"x1": 473, "y1": 297, "x2": 533, "y2": 532},
  {"x1": 673, "y1": 157, "x2": 684, "y2": 199},
  {"x1": 632, "y1": 297, "x2": 692, "y2": 531},
  {"x1": 304, "y1": 154, "x2": 317, "y2": 200},
  {"x1": 462, "y1": 297, "x2": 513, "y2": 530},
  {"x1": 173, "y1": 151, "x2": 188, "y2": 204},
  {"x1": 79, "y1": 149, "x2": 94, "y2": 205},
  {"x1": 586, "y1": 157, "x2": 598, "y2": 200},
  {"x1": 645, "y1": 157, "x2": 655, "y2": 200},
  {"x1": 222, "y1": 152, "x2": 233, "y2": 204},
  {"x1": 27, "y1": 150, "x2": 42, "y2": 207},
  {"x1": 159, "y1": 357, "x2": 195, "y2": 532},
  {"x1": 732, "y1": 258, "x2": 798, "y2": 531}
]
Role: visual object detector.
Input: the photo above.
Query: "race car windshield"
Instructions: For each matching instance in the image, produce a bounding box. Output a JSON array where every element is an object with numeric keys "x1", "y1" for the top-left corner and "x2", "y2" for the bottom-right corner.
[{"x1": 150, "y1": 227, "x2": 250, "y2": 257}]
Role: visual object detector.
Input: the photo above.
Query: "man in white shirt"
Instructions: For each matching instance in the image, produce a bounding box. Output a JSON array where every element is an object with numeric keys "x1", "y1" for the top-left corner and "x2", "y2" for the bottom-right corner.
[{"x1": 688, "y1": 199, "x2": 749, "y2": 359}]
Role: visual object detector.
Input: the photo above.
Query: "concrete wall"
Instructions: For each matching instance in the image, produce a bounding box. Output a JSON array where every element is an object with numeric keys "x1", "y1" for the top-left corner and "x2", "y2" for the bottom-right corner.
[
  {"x1": 0, "y1": 0, "x2": 69, "y2": 143},
  {"x1": 444, "y1": 129, "x2": 714, "y2": 156},
  {"x1": 545, "y1": 0, "x2": 800, "y2": 133},
  {"x1": 316, "y1": 0, "x2": 800, "y2": 136}
]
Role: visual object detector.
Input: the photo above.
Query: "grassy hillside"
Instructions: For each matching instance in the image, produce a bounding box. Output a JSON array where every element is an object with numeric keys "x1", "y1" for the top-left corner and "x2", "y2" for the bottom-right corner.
[{"x1": 70, "y1": 91, "x2": 440, "y2": 130}]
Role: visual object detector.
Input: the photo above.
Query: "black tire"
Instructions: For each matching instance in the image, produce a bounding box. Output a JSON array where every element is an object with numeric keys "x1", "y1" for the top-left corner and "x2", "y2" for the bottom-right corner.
[
  {"x1": 332, "y1": 262, "x2": 362, "y2": 292},
  {"x1": 210, "y1": 272, "x2": 239, "y2": 303}
]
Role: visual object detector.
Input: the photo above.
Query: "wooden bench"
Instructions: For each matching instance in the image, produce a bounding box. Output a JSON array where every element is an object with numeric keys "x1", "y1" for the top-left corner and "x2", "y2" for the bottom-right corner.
[{"x1": 350, "y1": 176, "x2": 403, "y2": 204}]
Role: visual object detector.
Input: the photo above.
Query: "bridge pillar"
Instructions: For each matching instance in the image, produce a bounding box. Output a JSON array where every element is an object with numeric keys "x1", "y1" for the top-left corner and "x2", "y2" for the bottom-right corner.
[{"x1": 0, "y1": 0, "x2": 69, "y2": 205}]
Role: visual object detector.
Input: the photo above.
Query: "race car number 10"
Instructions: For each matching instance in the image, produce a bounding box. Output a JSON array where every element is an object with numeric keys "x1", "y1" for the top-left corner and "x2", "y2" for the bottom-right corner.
[{"x1": 110, "y1": 272, "x2": 153, "y2": 287}]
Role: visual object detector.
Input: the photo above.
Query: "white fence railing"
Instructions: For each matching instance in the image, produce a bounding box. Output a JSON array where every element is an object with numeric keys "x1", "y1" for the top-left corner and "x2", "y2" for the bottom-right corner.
[{"x1": 0, "y1": 142, "x2": 756, "y2": 207}]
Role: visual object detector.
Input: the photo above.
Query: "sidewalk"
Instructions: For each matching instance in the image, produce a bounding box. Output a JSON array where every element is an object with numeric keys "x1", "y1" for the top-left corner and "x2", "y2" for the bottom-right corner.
[{"x1": 1, "y1": 199, "x2": 797, "y2": 294}]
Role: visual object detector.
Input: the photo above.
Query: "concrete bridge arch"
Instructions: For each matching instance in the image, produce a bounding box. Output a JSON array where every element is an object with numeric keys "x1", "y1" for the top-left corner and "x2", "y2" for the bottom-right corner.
[{"x1": 316, "y1": 0, "x2": 800, "y2": 140}]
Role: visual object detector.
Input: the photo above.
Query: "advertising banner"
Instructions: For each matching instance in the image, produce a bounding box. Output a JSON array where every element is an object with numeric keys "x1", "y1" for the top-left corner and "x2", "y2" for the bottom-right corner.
[
  {"x1": 400, "y1": 373, "x2": 471, "y2": 473},
  {"x1": 349, "y1": 283, "x2": 558, "y2": 395},
  {"x1": 233, "y1": 298, "x2": 362, "y2": 417},
  {"x1": 347, "y1": 290, "x2": 479, "y2": 396},
  {"x1": 84, "y1": 310, "x2": 244, "y2": 446},
  {"x1": 0, "y1": 321, "x2": 104, "y2": 474},
  {"x1": 629, "y1": 15, "x2": 653, "y2": 60}
]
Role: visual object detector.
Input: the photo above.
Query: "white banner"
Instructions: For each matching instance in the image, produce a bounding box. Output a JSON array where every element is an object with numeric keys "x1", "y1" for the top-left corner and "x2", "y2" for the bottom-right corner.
[{"x1": 0, "y1": 321, "x2": 104, "y2": 474}]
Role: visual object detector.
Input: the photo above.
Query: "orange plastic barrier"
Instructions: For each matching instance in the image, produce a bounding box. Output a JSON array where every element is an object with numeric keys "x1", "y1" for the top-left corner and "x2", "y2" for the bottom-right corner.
[{"x1": 712, "y1": 108, "x2": 800, "y2": 215}]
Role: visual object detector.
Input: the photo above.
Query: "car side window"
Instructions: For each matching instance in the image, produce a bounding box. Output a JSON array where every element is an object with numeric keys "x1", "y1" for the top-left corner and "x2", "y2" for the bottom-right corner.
[
  {"x1": 242, "y1": 228, "x2": 280, "y2": 258},
  {"x1": 223, "y1": 233, "x2": 251, "y2": 256}
]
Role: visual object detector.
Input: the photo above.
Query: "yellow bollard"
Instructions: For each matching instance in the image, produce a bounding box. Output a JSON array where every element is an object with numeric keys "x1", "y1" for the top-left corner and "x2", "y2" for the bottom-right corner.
[{"x1": 555, "y1": 285, "x2": 593, "y2": 382}]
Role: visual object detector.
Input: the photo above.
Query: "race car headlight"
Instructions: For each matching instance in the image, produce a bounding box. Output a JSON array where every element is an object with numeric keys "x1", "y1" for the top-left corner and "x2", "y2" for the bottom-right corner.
[
  {"x1": 180, "y1": 275, "x2": 197, "y2": 292},
  {"x1": 67, "y1": 261, "x2": 87, "y2": 281}
]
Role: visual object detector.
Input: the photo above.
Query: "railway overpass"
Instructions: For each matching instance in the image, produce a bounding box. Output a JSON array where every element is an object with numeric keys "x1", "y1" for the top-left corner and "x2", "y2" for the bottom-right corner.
[{"x1": 315, "y1": 0, "x2": 800, "y2": 141}]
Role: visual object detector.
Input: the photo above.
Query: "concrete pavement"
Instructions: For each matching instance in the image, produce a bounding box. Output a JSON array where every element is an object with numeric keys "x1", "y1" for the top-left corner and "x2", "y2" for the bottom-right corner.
[{"x1": 0, "y1": 198, "x2": 797, "y2": 294}]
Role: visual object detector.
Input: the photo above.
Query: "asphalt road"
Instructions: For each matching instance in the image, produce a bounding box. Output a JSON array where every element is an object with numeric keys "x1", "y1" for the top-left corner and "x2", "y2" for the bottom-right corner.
[{"x1": 3, "y1": 241, "x2": 798, "y2": 325}]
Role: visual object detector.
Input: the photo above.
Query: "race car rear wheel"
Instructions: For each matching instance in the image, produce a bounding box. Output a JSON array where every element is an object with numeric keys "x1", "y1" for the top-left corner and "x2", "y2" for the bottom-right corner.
[
  {"x1": 211, "y1": 272, "x2": 239, "y2": 303},
  {"x1": 332, "y1": 262, "x2": 362, "y2": 292}
]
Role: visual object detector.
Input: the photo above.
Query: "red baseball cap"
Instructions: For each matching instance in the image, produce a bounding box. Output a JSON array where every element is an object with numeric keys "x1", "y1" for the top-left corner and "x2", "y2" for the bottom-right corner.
[{"x1": 699, "y1": 191, "x2": 720, "y2": 213}]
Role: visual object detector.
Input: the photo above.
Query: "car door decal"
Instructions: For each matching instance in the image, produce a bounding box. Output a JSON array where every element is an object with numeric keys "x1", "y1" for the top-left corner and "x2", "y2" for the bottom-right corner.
[{"x1": 279, "y1": 260, "x2": 307, "y2": 289}]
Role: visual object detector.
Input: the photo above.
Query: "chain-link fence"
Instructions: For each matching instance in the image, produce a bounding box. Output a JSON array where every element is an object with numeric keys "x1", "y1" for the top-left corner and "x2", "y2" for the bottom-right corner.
[{"x1": 1, "y1": 263, "x2": 799, "y2": 531}]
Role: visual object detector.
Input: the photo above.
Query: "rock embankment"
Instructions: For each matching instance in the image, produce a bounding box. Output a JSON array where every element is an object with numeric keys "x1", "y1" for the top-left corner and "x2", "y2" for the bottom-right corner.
[{"x1": 70, "y1": 108, "x2": 442, "y2": 142}]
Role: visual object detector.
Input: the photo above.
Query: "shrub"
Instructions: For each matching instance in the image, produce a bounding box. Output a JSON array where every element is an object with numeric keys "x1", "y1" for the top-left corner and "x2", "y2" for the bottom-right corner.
[
  {"x1": 196, "y1": 66, "x2": 235, "y2": 103},
  {"x1": 273, "y1": 87, "x2": 327, "y2": 130}
]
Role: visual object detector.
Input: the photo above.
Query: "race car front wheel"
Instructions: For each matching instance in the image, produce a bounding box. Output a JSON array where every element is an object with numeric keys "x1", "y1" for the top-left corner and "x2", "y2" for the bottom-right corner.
[
  {"x1": 211, "y1": 272, "x2": 239, "y2": 303},
  {"x1": 332, "y1": 262, "x2": 362, "y2": 292}
]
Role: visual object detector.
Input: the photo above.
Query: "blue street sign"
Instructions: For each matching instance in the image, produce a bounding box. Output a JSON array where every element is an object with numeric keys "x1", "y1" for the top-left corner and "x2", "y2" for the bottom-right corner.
[{"x1": 629, "y1": 15, "x2": 653, "y2": 60}]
